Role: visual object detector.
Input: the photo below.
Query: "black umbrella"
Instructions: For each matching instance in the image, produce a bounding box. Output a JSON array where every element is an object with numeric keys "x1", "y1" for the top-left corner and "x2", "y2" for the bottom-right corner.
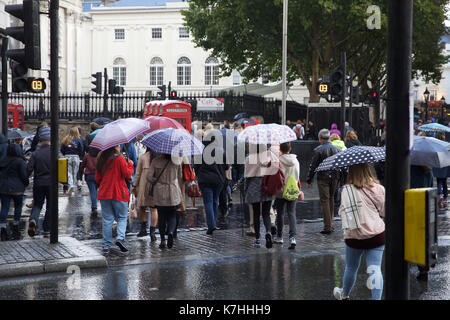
[
  {"x1": 315, "y1": 146, "x2": 385, "y2": 172},
  {"x1": 236, "y1": 118, "x2": 260, "y2": 127},
  {"x1": 92, "y1": 117, "x2": 112, "y2": 126},
  {"x1": 7, "y1": 129, "x2": 33, "y2": 140}
]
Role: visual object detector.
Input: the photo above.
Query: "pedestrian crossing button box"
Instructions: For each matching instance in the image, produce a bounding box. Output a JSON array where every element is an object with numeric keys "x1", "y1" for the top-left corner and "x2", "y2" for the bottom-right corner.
[
  {"x1": 58, "y1": 158, "x2": 68, "y2": 184},
  {"x1": 404, "y1": 188, "x2": 438, "y2": 268}
]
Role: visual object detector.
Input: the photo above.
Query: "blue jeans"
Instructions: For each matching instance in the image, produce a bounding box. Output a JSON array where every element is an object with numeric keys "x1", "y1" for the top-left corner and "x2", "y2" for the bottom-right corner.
[
  {"x1": 343, "y1": 244, "x2": 385, "y2": 300},
  {"x1": 30, "y1": 185, "x2": 51, "y2": 233},
  {"x1": 200, "y1": 185, "x2": 222, "y2": 229},
  {"x1": 100, "y1": 199, "x2": 129, "y2": 248},
  {"x1": 0, "y1": 194, "x2": 24, "y2": 228},
  {"x1": 437, "y1": 178, "x2": 448, "y2": 199},
  {"x1": 85, "y1": 174, "x2": 98, "y2": 209}
]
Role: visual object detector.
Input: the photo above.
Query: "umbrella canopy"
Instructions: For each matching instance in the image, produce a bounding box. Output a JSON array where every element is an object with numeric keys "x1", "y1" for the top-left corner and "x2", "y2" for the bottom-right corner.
[
  {"x1": 90, "y1": 118, "x2": 151, "y2": 151},
  {"x1": 418, "y1": 123, "x2": 450, "y2": 133},
  {"x1": 237, "y1": 123, "x2": 296, "y2": 145},
  {"x1": 92, "y1": 117, "x2": 113, "y2": 126},
  {"x1": 236, "y1": 118, "x2": 260, "y2": 128},
  {"x1": 7, "y1": 129, "x2": 33, "y2": 140},
  {"x1": 315, "y1": 146, "x2": 385, "y2": 172},
  {"x1": 141, "y1": 128, "x2": 204, "y2": 157},
  {"x1": 143, "y1": 115, "x2": 185, "y2": 132},
  {"x1": 410, "y1": 135, "x2": 450, "y2": 168},
  {"x1": 234, "y1": 112, "x2": 249, "y2": 121}
]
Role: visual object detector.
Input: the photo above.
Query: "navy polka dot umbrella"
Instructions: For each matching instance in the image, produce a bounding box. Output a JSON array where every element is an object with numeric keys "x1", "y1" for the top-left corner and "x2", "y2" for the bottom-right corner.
[{"x1": 315, "y1": 146, "x2": 386, "y2": 172}]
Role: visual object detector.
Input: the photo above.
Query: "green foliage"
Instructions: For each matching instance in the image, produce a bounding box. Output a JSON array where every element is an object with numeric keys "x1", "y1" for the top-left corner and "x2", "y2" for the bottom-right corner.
[{"x1": 183, "y1": 0, "x2": 449, "y2": 100}]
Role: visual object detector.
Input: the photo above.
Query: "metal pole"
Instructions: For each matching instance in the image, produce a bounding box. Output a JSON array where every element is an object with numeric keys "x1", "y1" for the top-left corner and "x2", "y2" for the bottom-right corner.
[
  {"x1": 385, "y1": 0, "x2": 413, "y2": 300},
  {"x1": 103, "y1": 67, "x2": 108, "y2": 115},
  {"x1": 1, "y1": 37, "x2": 8, "y2": 136},
  {"x1": 340, "y1": 52, "x2": 346, "y2": 134},
  {"x1": 349, "y1": 70, "x2": 353, "y2": 128},
  {"x1": 281, "y1": 0, "x2": 288, "y2": 125},
  {"x1": 49, "y1": 0, "x2": 59, "y2": 244}
]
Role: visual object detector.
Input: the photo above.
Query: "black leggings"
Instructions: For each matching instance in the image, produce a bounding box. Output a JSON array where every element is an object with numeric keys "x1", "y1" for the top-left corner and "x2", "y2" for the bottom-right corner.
[
  {"x1": 157, "y1": 206, "x2": 177, "y2": 241},
  {"x1": 251, "y1": 201, "x2": 272, "y2": 240}
]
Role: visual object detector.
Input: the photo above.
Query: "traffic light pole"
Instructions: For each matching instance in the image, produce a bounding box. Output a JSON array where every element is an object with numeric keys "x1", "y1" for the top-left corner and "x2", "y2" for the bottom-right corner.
[
  {"x1": 349, "y1": 70, "x2": 353, "y2": 128},
  {"x1": 49, "y1": 0, "x2": 59, "y2": 244},
  {"x1": 1, "y1": 37, "x2": 8, "y2": 137},
  {"x1": 385, "y1": 0, "x2": 413, "y2": 300},
  {"x1": 103, "y1": 68, "x2": 108, "y2": 115},
  {"x1": 340, "y1": 52, "x2": 346, "y2": 135}
]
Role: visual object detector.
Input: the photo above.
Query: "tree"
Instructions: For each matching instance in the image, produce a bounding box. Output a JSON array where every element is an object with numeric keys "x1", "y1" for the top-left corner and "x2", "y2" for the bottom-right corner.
[{"x1": 182, "y1": 0, "x2": 449, "y2": 102}]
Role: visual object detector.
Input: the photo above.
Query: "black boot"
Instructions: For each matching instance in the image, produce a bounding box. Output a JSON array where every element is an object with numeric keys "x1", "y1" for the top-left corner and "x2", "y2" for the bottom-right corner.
[
  {"x1": 0, "y1": 227, "x2": 7, "y2": 241},
  {"x1": 11, "y1": 224, "x2": 20, "y2": 240},
  {"x1": 149, "y1": 226, "x2": 157, "y2": 242},
  {"x1": 137, "y1": 221, "x2": 148, "y2": 237},
  {"x1": 91, "y1": 208, "x2": 98, "y2": 218}
]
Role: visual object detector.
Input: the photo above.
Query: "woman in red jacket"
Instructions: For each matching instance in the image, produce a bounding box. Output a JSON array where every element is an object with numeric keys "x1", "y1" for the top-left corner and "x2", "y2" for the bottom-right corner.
[{"x1": 95, "y1": 145, "x2": 133, "y2": 254}]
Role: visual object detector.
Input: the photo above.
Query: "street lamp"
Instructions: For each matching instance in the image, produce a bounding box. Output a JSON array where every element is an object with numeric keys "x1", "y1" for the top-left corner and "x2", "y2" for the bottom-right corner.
[{"x1": 423, "y1": 87, "x2": 430, "y2": 121}]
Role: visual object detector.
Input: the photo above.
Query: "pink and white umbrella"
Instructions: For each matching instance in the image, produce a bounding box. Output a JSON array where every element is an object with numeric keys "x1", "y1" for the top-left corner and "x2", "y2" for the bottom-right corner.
[
  {"x1": 90, "y1": 118, "x2": 151, "y2": 151},
  {"x1": 237, "y1": 123, "x2": 297, "y2": 145}
]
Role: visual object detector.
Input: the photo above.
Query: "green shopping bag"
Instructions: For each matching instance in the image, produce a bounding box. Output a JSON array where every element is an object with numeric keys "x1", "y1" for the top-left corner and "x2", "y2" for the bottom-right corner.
[{"x1": 282, "y1": 175, "x2": 301, "y2": 201}]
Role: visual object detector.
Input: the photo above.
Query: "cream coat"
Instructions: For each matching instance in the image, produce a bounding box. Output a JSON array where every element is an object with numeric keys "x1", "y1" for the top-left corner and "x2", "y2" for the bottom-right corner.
[
  {"x1": 147, "y1": 156, "x2": 183, "y2": 207},
  {"x1": 134, "y1": 152, "x2": 154, "y2": 207}
]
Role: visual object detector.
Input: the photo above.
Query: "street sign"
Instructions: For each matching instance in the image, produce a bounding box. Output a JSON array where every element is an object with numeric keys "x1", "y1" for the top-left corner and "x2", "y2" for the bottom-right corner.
[{"x1": 28, "y1": 77, "x2": 46, "y2": 93}]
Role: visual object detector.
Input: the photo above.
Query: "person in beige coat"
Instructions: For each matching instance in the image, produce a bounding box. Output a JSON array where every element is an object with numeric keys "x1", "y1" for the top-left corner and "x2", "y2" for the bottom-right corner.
[
  {"x1": 147, "y1": 153, "x2": 183, "y2": 249},
  {"x1": 132, "y1": 148, "x2": 158, "y2": 241}
]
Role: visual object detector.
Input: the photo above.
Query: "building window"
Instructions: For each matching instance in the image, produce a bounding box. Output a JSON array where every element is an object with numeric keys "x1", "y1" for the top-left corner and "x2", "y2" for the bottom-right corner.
[
  {"x1": 114, "y1": 29, "x2": 125, "y2": 40},
  {"x1": 179, "y1": 27, "x2": 189, "y2": 39},
  {"x1": 150, "y1": 57, "x2": 164, "y2": 86},
  {"x1": 430, "y1": 89, "x2": 438, "y2": 101},
  {"x1": 113, "y1": 57, "x2": 126, "y2": 86},
  {"x1": 205, "y1": 57, "x2": 219, "y2": 86},
  {"x1": 232, "y1": 69, "x2": 242, "y2": 86},
  {"x1": 177, "y1": 57, "x2": 191, "y2": 86},
  {"x1": 152, "y1": 28, "x2": 162, "y2": 39}
]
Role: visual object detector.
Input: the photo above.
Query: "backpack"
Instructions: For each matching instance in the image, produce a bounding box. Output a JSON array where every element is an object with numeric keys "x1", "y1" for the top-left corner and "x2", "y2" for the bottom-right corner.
[
  {"x1": 282, "y1": 175, "x2": 301, "y2": 201},
  {"x1": 263, "y1": 166, "x2": 285, "y2": 196}
]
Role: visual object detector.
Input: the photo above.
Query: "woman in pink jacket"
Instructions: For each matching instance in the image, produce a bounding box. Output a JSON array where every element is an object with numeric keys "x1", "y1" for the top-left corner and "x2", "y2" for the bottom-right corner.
[{"x1": 333, "y1": 163, "x2": 385, "y2": 300}]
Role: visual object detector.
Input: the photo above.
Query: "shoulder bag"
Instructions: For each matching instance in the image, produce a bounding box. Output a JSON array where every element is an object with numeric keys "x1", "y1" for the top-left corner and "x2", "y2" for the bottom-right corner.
[{"x1": 149, "y1": 160, "x2": 170, "y2": 197}]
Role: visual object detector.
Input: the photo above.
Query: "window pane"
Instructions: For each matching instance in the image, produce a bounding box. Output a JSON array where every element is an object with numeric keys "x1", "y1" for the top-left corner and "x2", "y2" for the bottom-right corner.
[
  {"x1": 213, "y1": 66, "x2": 219, "y2": 85},
  {"x1": 115, "y1": 29, "x2": 125, "y2": 40},
  {"x1": 113, "y1": 67, "x2": 120, "y2": 82},
  {"x1": 152, "y1": 28, "x2": 162, "y2": 39},
  {"x1": 185, "y1": 66, "x2": 191, "y2": 85},
  {"x1": 179, "y1": 27, "x2": 189, "y2": 38},
  {"x1": 150, "y1": 67, "x2": 156, "y2": 86},
  {"x1": 177, "y1": 66, "x2": 184, "y2": 85},
  {"x1": 120, "y1": 67, "x2": 126, "y2": 86},
  {"x1": 205, "y1": 66, "x2": 211, "y2": 85},
  {"x1": 157, "y1": 66, "x2": 163, "y2": 86}
]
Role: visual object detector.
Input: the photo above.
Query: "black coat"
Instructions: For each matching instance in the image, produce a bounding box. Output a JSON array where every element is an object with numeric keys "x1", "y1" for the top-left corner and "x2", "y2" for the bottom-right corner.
[
  {"x1": 27, "y1": 144, "x2": 51, "y2": 187},
  {"x1": 345, "y1": 139, "x2": 362, "y2": 148},
  {"x1": 307, "y1": 142, "x2": 342, "y2": 184},
  {"x1": 0, "y1": 144, "x2": 29, "y2": 194}
]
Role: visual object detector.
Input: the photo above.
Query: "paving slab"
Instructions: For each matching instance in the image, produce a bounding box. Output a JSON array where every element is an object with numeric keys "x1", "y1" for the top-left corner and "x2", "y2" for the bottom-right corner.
[{"x1": 0, "y1": 236, "x2": 107, "y2": 279}]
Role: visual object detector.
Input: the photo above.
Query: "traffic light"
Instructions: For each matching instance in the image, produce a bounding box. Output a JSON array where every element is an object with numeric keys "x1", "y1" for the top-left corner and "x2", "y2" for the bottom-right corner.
[
  {"x1": 351, "y1": 86, "x2": 360, "y2": 104},
  {"x1": 367, "y1": 88, "x2": 379, "y2": 105},
  {"x1": 329, "y1": 69, "x2": 344, "y2": 101},
  {"x1": 108, "y1": 79, "x2": 124, "y2": 94},
  {"x1": 170, "y1": 90, "x2": 177, "y2": 99},
  {"x1": 4, "y1": 0, "x2": 41, "y2": 70},
  {"x1": 316, "y1": 81, "x2": 330, "y2": 96},
  {"x1": 10, "y1": 60, "x2": 28, "y2": 92},
  {"x1": 91, "y1": 72, "x2": 102, "y2": 94},
  {"x1": 157, "y1": 84, "x2": 166, "y2": 99}
]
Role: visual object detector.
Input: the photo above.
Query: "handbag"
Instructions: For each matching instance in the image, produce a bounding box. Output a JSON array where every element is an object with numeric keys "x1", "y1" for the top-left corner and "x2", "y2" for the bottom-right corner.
[
  {"x1": 187, "y1": 180, "x2": 202, "y2": 198},
  {"x1": 149, "y1": 160, "x2": 171, "y2": 197},
  {"x1": 129, "y1": 194, "x2": 138, "y2": 219},
  {"x1": 182, "y1": 163, "x2": 195, "y2": 182}
]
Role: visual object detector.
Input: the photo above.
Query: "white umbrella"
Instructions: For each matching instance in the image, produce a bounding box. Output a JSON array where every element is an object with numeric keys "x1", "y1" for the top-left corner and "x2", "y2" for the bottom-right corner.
[
  {"x1": 237, "y1": 123, "x2": 296, "y2": 145},
  {"x1": 90, "y1": 118, "x2": 151, "y2": 151}
]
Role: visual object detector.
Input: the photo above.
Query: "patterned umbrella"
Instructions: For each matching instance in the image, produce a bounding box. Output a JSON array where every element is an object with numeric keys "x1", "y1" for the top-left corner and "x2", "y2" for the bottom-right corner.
[
  {"x1": 143, "y1": 116, "x2": 185, "y2": 133},
  {"x1": 90, "y1": 118, "x2": 151, "y2": 151},
  {"x1": 141, "y1": 128, "x2": 204, "y2": 156},
  {"x1": 237, "y1": 123, "x2": 297, "y2": 145},
  {"x1": 315, "y1": 146, "x2": 385, "y2": 172},
  {"x1": 92, "y1": 117, "x2": 113, "y2": 126},
  {"x1": 418, "y1": 123, "x2": 450, "y2": 133}
]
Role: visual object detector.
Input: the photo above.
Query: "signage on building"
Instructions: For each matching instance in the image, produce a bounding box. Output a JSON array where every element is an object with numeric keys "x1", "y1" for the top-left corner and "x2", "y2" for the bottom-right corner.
[{"x1": 196, "y1": 98, "x2": 225, "y2": 111}]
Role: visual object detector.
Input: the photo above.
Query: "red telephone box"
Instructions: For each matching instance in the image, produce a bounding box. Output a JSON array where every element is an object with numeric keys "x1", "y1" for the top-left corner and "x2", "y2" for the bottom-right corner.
[
  {"x1": 143, "y1": 100, "x2": 192, "y2": 133},
  {"x1": 7, "y1": 103, "x2": 25, "y2": 130}
]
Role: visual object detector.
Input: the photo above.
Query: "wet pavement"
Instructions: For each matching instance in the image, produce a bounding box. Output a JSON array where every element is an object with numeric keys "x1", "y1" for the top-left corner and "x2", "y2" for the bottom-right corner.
[{"x1": 0, "y1": 181, "x2": 449, "y2": 300}]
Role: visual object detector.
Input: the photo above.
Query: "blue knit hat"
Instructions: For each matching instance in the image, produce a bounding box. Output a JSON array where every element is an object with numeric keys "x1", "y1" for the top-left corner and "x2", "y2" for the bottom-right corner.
[{"x1": 39, "y1": 126, "x2": 51, "y2": 142}]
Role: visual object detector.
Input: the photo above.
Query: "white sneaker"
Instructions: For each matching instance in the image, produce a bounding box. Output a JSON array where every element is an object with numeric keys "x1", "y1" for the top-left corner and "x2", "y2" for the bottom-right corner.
[
  {"x1": 273, "y1": 236, "x2": 283, "y2": 244},
  {"x1": 333, "y1": 287, "x2": 346, "y2": 300},
  {"x1": 289, "y1": 237, "x2": 296, "y2": 249}
]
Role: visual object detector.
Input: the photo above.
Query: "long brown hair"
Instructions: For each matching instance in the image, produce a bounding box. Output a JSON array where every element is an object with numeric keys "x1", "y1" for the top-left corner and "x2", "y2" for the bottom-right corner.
[
  {"x1": 62, "y1": 127, "x2": 80, "y2": 146},
  {"x1": 344, "y1": 130, "x2": 358, "y2": 142},
  {"x1": 346, "y1": 163, "x2": 379, "y2": 188},
  {"x1": 96, "y1": 146, "x2": 119, "y2": 172}
]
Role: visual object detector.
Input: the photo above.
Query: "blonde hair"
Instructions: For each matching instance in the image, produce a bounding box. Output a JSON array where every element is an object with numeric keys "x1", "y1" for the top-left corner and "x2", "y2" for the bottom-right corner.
[
  {"x1": 344, "y1": 130, "x2": 358, "y2": 142},
  {"x1": 330, "y1": 133, "x2": 340, "y2": 141},
  {"x1": 346, "y1": 163, "x2": 379, "y2": 189},
  {"x1": 62, "y1": 127, "x2": 80, "y2": 146}
]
